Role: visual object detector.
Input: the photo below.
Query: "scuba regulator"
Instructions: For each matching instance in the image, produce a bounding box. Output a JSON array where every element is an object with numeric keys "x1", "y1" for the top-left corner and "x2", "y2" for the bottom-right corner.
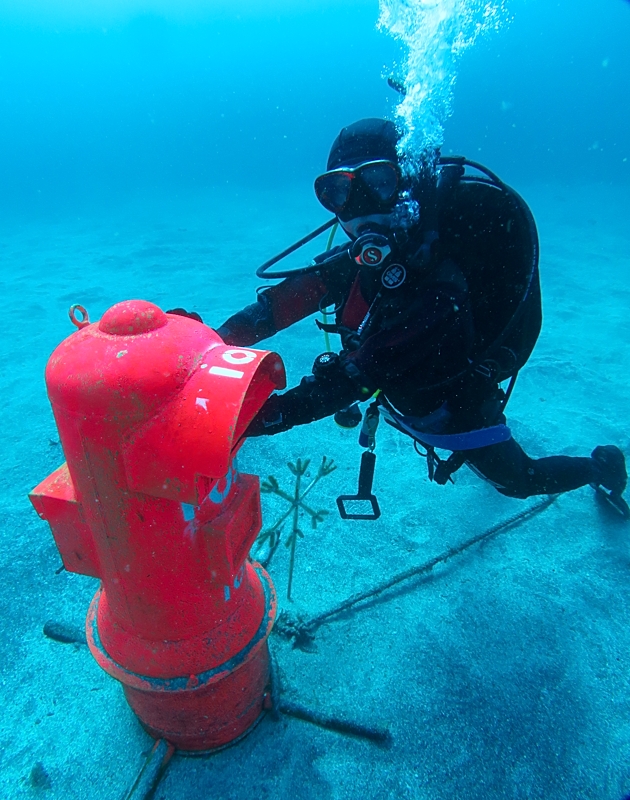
[{"x1": 255, "y1": 220, "x2": 399, "y2": 280}]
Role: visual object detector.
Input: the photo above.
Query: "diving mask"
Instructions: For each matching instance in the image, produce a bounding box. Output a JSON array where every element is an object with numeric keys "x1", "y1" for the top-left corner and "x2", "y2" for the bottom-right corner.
[{"x1": 314, "y1": 160, "x2": 400, "y2": 217}]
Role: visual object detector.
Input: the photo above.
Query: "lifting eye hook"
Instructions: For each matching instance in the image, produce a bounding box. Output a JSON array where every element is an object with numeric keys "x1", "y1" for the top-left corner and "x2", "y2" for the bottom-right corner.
[{"x1": 69, "y1": 304, "x2": 90, "y2": 329}]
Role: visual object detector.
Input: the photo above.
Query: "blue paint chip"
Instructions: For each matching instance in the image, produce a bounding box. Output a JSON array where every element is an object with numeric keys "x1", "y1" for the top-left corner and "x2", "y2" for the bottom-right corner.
[{"x1": 181, "y1": 503, "x2": 196, "y2": 522}]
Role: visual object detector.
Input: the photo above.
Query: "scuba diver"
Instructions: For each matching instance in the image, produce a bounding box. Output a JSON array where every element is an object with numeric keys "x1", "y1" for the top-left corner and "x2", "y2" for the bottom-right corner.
[{"x1": 170, "y1": 118, "x2": 628, "y2": 516}]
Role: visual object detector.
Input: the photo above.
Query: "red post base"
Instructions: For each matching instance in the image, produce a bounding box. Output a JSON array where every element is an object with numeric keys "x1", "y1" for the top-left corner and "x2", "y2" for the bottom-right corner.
[
  {"x1": 86, "y1": 564, "x2": 276, "y2": 751},
  {"x1": 124, "y1": 645, "x2": 271, "y2": 751}
]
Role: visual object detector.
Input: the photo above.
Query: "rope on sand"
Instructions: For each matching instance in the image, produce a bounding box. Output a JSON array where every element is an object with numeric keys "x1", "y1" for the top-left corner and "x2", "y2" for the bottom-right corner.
[{"x1": 274, "y1": 494, "x2": 558, "y2": 649}]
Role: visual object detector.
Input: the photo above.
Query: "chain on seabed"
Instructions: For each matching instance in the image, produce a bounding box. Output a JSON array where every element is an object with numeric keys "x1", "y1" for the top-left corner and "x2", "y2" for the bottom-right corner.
[{"x1": 378, "y1": 0, "x2": 510, "y2": 169}]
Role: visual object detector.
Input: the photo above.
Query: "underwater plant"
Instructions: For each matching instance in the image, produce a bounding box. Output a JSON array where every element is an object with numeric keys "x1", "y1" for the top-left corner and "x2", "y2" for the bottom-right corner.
[{"x1": 256, "y1": 456, "x2": 336, "y2": 600}]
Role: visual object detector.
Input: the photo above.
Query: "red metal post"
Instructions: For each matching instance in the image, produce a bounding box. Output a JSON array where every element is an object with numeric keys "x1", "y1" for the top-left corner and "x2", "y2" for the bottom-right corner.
[{"x1": 30, "y1": 300, "x2": 285, "y2": 750}]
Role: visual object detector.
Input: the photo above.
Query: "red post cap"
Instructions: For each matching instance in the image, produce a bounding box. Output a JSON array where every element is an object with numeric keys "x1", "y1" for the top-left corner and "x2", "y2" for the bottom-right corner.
[{"x1": 99, "y1": 300, "x2": 168, "y2": 336}]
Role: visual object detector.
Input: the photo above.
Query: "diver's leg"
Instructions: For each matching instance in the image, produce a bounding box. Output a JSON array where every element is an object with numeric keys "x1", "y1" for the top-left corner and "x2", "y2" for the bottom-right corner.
[{"x1": 465, "y1": 438, "x2": 596, "y2": 498}]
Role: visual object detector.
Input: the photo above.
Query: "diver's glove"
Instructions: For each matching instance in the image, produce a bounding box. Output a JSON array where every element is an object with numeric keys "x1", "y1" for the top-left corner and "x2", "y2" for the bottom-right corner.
[
  {"x1": 166, "y1": 307, "x2": 203, "y2": 323},
  {"x1": 245, "y1": 352, "x2": 373, "y2": 437}
]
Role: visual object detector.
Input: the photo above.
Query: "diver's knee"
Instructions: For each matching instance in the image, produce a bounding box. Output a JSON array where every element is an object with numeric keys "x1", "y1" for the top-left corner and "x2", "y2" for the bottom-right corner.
[{"x1": 466, "y1": 459, "x2": 530, "y2": 498}]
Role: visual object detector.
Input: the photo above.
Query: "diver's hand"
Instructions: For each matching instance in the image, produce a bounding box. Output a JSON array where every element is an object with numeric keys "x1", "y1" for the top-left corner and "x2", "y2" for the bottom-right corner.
[
  {"x1": 245, "y1": 395, "x2": 288, "y2": 437},
  {"x1": 245, "y1": 355, "x2": 369, "y2": 438},
  {"x1": 166, "y1": 307, "x2": 203, "y2": 323}
]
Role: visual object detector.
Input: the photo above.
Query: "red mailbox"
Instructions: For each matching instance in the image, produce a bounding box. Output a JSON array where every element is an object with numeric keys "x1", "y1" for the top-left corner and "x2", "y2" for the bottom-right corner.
[{"x1": 30, "y1": 300, "x2": 285, "y2": 751}]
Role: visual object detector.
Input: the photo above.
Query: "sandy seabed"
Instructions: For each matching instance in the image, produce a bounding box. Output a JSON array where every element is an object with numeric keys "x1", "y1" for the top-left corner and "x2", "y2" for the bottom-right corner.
[{"x1": 1, "y1": 181, "x2": 629, "y2": 800}]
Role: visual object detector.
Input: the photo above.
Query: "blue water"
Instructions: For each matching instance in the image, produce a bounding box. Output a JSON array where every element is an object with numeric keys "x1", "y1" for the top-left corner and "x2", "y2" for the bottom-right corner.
[
  {"x1": 0, "y1": 0, "x2": 628, "y2": 216},
  {"x1": 1, "y1": 1, "x2": 630, "y2": 798}
]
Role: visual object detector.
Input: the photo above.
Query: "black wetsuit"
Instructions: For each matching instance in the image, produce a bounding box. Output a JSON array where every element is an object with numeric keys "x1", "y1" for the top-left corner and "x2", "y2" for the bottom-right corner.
[{"x1": 217, "y1": 235, "x2": 596, "y2": 499}]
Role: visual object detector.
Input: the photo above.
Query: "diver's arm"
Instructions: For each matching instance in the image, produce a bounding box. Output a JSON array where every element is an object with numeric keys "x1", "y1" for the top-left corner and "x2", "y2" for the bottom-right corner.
[
  {"x1": 217, "y1": 245, "x2": 352, "y2": 347},
  {"x1": 245, "y1": 353, "x2": 373, "y2": 436},
  {"x1": 216, "y1": 271, "x2": 331, "y2": 347},
  {"x1": 216, "y1": 292, "x2": 276, "y2": 346}
]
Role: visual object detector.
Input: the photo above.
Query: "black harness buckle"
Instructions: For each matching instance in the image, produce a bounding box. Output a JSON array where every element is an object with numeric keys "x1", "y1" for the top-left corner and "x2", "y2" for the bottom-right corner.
[{"x1": 432, "y1": 450, "x2": 466, "y2": 485}]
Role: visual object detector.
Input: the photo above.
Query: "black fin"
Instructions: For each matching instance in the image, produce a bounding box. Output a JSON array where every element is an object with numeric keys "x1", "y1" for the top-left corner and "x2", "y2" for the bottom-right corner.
[{"x1": 592, "y1": 484, "x2": 630, "y2": 520}]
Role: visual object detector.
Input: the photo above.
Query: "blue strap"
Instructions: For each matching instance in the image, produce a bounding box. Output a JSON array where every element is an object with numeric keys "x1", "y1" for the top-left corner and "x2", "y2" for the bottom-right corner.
[{"x1": 383, "y1": 409, "x2": 512, "y2": 451}]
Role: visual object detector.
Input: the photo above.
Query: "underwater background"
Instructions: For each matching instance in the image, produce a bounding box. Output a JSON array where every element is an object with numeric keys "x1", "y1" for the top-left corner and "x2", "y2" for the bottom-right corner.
[{"x1": 1, "y1": 0, "x2": 629, "y2": 798}]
